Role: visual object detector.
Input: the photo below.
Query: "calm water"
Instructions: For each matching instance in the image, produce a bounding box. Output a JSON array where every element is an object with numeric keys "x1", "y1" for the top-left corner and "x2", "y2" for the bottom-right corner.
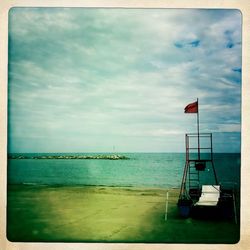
[{"x1": 7, "y1": 153, "x2": 240, "y2": 188}]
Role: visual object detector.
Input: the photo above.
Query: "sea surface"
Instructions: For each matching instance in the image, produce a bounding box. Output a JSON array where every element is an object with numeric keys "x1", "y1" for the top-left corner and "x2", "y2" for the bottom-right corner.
[{"x1": 7, "y1": 153, "x2": 240, "y2": 189}]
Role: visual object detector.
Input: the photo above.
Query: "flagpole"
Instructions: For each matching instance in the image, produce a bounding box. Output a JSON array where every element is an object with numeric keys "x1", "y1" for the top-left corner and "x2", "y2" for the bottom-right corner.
[{"x1": 197, "y1": 98, "x2": 200, "y2": 160}]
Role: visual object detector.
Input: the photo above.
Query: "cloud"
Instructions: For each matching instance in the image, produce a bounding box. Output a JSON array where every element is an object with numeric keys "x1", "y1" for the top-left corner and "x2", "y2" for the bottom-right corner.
[
  {"x1": 8, "y1": 8, "x2": 242, "y2": 153},
  {"x1": 174, "y1": 39, "x2": 201, "y2": 48}
]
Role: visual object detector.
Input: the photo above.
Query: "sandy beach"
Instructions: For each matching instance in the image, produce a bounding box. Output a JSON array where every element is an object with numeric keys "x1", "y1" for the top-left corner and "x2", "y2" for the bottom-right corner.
[{"x1": 7, "y1": 184, "x2": 239, "y2": 243}]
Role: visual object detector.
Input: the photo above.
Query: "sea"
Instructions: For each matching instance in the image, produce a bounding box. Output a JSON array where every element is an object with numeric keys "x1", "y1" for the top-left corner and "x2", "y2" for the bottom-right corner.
[{"x1": 7, "y1": 153, "x2": 240, "y2": 189}]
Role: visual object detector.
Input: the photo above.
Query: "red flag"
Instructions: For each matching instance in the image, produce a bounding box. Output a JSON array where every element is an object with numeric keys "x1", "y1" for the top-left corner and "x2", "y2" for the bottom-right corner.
[{"x1": 184, "y1": 101, "x2": 198, "y2": 113}]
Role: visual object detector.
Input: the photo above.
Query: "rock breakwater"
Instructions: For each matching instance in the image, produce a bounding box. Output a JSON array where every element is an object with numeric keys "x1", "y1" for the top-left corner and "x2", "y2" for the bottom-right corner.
[{"x1": 8, "y1": 154, "x2": 129, "y2": 160}]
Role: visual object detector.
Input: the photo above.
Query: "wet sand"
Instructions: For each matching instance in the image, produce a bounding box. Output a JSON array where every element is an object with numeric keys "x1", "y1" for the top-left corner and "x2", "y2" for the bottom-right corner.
[{"x1": 7, "y1": 185, "x2": 239, "y2": 243}]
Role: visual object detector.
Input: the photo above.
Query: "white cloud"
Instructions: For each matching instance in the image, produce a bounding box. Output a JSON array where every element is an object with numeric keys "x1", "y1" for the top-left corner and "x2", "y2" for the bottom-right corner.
[
  {"x1": 217, "y1": 124, "x2": 241, "y2": 132},
  {"x1": 8, "y1": 8, "x2": 242, "y2": 152}
]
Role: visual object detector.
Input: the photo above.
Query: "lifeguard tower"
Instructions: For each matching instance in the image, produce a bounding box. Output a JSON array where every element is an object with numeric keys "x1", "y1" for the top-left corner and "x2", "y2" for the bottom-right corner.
[
  {"x1": 177, "y1": 99, "x2": 238, "y2": 222},
  {"x1": 179, "y1": 132, "x2": 218, "y2": 202}
]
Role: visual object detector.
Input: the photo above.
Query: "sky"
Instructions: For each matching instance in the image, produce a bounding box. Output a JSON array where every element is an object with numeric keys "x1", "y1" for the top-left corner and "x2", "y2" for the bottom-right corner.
[{"x1": 8, "y1": 8, "x2": 242, "y2": 153}]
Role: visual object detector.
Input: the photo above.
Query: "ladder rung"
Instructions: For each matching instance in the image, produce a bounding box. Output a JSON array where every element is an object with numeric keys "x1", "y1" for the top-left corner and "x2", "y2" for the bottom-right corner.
[
  {"x1": 188, "y1": 159, "x2": 212, "y2": 162},
  {"x1": 187, "y1": 147, "x2": 212, "y2": 150}
]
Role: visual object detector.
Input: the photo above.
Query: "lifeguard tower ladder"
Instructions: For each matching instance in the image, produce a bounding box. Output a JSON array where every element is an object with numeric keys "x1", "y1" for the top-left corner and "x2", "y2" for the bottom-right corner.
[{"x1": 179, "y1": 133, "x2": 219, "y2": 201}]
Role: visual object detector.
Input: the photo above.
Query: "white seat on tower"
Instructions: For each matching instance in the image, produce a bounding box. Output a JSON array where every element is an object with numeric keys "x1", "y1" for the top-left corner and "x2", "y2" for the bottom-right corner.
[{"x1": 194, "y1": 185, "x2": 220, "y2": 206}]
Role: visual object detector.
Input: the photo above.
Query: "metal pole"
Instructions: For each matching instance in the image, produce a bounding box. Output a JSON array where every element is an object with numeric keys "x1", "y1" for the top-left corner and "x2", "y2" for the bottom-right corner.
[
  {"x1": 210, "y1": 134, "x2": 219, "y2": 185},
  {"x1": 165, "y1": 191, "x2": 169, "y2": 221},
  {"x1": 179, "y1": 162, "x2": 187, "y2": 198},
  {"x1": 233, "y1": 192, "x2": 237, "y2": 224},
  {"x1": 197, "y1": 98, "x2": 200, "y2": 160}
]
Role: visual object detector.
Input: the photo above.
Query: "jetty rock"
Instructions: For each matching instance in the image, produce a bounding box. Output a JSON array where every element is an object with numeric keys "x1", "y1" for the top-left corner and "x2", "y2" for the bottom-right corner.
[{"x1": 8, "y1": 154, "x2": 129, "y2": 160}]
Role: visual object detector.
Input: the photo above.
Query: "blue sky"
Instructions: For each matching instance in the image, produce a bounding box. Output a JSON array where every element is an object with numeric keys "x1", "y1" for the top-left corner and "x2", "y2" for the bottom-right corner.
[{"x1": 8, "y1": 8, "x2": 241, "y2": 153}]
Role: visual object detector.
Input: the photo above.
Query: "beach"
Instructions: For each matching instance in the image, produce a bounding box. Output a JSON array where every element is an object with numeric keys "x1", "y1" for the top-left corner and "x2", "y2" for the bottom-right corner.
[{"x1": 7, "y1": 184, "x2": 239, "y2": 243}]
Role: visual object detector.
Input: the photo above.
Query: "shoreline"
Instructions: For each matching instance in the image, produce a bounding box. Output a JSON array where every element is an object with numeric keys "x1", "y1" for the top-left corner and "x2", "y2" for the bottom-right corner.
[{"x1": 8, "y1": 183, "x2": 180, "y2": 189}]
